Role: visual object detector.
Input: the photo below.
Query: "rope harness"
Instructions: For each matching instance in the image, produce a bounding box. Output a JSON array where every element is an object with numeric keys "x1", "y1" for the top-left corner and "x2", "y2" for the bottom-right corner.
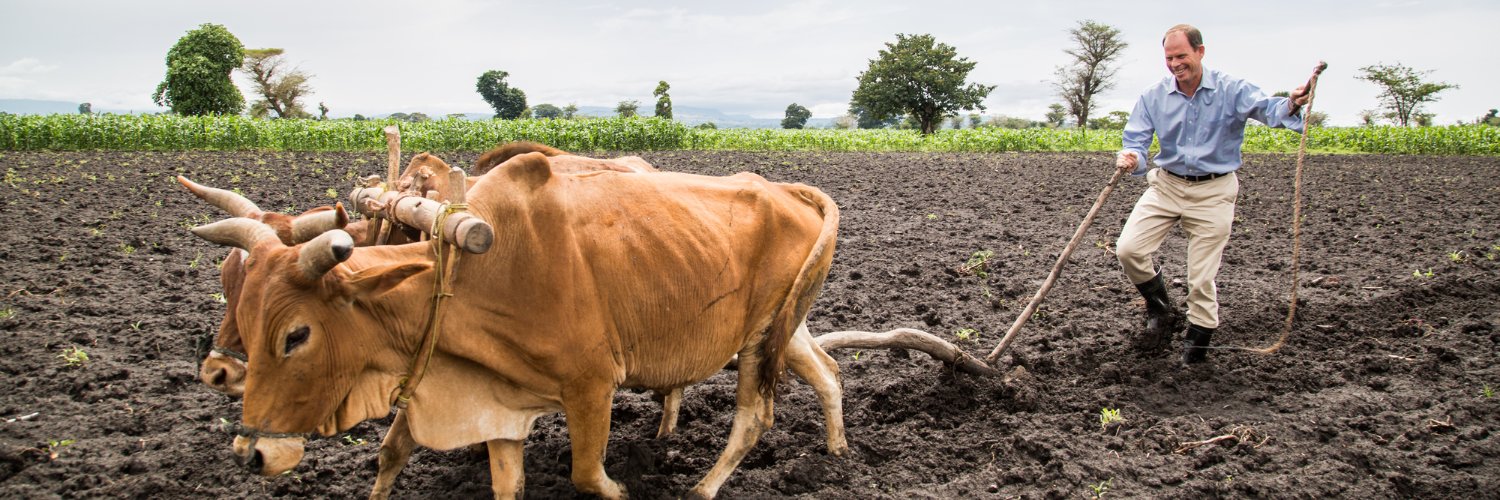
[{"x1": 390, "y1": 201, "x2": 466, "y2": 409}]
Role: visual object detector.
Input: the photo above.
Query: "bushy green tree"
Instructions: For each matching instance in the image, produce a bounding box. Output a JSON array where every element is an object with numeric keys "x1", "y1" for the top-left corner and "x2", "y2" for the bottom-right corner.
[
  {"x1": 616, "y1": 100, "x2": 640, "y2": 118},
  {"x1": 563, "y1": 103, "x2": 579, "y2": 119},
  {"x1": 782, "y1": 103, "x2": 812, "y2": 129},
  {"x1": 78, "y1": 103, "x2": 92, "y2": 115},
  {"x1": 1055, "y1": 20, "x2": 1128, "y2": 133},
  {"x1": 476, "y1": 70, "x2": 527, "y2": 119},
  {"x1": 1088, "y1": 110, "x2": 1130, "y2": 130},
  {"x1": 240, "y1": 48, "x2": 313, "y2": 119},
  {"x1": 1356, "y1": 63, "x2": 1457, "y2": 126},
  {"x1": 1045, "y1": 103, "x2": 1069, "y2": 128},
  {"x1": 152, "y1": 23, "x2": 245, "y2": 116},
  {"x1": 1481, "y1": 109, "x2": 1500, "y2": 127},
  {"x1": 532, "y1": 103, "x2": 563, "y2": 119},
  {"x1": 849, "y1": 103, "x2": 897, "y2": 129},
  {"x1": 850, "y1": 33, "x2": 994, "y2": 135},
  {"x1": 653, "y1": 81, "x2": 673, "y2": 119}
]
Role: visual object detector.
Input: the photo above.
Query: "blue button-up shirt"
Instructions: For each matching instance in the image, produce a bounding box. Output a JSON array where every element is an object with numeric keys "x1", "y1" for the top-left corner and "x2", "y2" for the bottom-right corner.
[{"x1": 1121, "y1": 68, "x2": 1304, "y2": 176}]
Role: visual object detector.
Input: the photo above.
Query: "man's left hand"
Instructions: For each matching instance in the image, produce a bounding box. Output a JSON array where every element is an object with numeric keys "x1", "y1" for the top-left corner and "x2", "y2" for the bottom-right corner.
[{"x1": 1287, "y1": 83, "x2": 1311, "y2": 116}]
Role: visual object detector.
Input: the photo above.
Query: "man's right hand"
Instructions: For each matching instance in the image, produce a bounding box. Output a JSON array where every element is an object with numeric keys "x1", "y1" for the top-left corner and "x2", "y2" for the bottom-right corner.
[{"x1": 1115, "y1": 150, "x2": 1138, "y2": 172}]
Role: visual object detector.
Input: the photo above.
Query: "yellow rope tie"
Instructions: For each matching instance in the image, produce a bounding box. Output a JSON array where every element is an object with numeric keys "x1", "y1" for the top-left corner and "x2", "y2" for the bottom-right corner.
[{"x1": 392, "y1": 201, "x2": 467, "y2": 410}]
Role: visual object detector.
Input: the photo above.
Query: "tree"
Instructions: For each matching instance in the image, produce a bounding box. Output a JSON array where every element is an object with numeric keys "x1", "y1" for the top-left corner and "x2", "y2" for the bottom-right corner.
[
  {"x1": 695, "y1": 122, "x2": 718, "y2": 130},
  {"x1": 152, "y1": 23, "x2": 245, "y2": 116},
  {"x1": 1054, "y1": 20, "x2": 1128, "y2": 135},
  {"x1": 949, "y1": 115, "x2": 963, "y2": 130},
  {"x1": 616, "y1": 100, "x2": 640, "y2": 118},
  {"x1": 968, "y1": 113, "x2": 981, "y2": 129},
  {"x1": 240, "y1": 48, "x2": 314, "y2": 119},
  {"x1": 1045, "y1": 103, "x2": 1069, "y2": 128},
  {"x1": 1481, "y1": 109, "x2": 1500, "y2": 127},
  {"x1": 653, "y1": 81, "x2": 673, "y2": 119},
  {"x1": 563, "y1": 103, "x2": 579, "y2": 119},
  {"x1": 1356, "y1": 63, "x2": 1457, "y2": 127},
  {"x1": 78, "y1": 103, "x2": 92, "y2": 115},
  {"x1": 476, "y1": 70, "x2": 527, "y2": 119},
  {"x1": 318, "y1": 102, "x2": 329, "y2": 120},
  {"x1": 849, "y1": 103, "x2": 897, "y2": 129},
  {"x1": 782, "y1": 103, "x2": 812, "y2": 129},
  {"x1": 850, "y1": 33, "x2": 995, "y2": 135},
  {"x1": 388, "y1": 112, "x2": 430, "y2": 123},
  {"x1": 1088, "y1": 110, "x2": 1130, "y2": 130},
  {"x1": 833, "y1": 115, "x2": 856, "y2": 129},
  {"x1": 532, "y1": 103, "x2": 563, "y2": 119}
]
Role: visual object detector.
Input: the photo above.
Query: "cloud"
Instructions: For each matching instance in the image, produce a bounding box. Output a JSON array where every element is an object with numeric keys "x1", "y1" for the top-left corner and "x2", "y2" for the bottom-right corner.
[{"x1": 0, "y1": 58, "x2": 58, "y2": 76}]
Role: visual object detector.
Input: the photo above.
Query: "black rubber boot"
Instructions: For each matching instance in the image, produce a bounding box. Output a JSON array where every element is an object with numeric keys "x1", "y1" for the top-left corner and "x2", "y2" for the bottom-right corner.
[
  {"x1": 1182, "y1": 323, "x2": 1214, "y2": 364},
  {"x1": 1134, "y1": 273, "x2": 1176, "y2": 350}
]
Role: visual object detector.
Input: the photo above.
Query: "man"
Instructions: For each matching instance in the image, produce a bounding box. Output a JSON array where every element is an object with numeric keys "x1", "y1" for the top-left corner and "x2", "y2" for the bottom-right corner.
[{"x1": 1114, "y1": 24, "x2": 1310, "y2": 364}]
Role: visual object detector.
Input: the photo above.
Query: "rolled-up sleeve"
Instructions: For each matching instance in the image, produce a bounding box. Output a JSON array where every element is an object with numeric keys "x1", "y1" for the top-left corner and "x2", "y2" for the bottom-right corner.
[
  {"x1": 1121, "y1": 98, "x2": 1154, "y2": 175},
  {"x1": 1239, "y1": 83, "x2": 1305, "y2": 133}
]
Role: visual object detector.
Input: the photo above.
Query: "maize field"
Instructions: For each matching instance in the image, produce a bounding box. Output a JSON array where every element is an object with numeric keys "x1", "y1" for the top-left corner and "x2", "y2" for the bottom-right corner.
[{"x1": 2, "y1": 113, "x2": 1496, "y2": 155}]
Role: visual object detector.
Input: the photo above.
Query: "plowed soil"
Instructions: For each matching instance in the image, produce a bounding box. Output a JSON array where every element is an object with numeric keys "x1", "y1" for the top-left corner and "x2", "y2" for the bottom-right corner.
[{"x1": 1, "y1": 150, "x2": 1497, "y2": 498}]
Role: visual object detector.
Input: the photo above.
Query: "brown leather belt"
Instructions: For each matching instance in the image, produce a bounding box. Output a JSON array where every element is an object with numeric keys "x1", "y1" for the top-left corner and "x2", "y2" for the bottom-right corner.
[{"x1": 1164, "y1": 169, "x2": 1230, "y2": 182}]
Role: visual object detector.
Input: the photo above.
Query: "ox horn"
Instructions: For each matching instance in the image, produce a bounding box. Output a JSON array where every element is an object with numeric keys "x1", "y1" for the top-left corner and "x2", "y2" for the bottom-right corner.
[
  {"x1": 178, "y1": 176, "x2": 263, "y2": 218},
  {"x1": 289, "y1": 203, "x2": 350, "y2": 244},
  {"x1": 191, "y1": 218, "x2": 281, "y2": 253},
  {"x1": 297, "y1": 230, "x2": 355, "y2": 280}
]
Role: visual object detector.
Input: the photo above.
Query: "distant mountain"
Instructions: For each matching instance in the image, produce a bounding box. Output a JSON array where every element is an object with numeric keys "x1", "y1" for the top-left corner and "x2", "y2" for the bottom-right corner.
[{"x1": 0, "y1": 99, "x2": 144, "y2": 115}]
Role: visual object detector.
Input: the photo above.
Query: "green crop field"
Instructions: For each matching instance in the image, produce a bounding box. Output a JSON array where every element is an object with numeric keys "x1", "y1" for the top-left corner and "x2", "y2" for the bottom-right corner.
[{"x1": 1, "y1": 113, "x2": 1496, "y2": 155}]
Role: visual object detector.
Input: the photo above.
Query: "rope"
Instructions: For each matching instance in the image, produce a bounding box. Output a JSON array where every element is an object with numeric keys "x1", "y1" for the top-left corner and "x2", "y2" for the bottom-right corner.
[
  {"x1": 390, "y1": 202, "x2": 465, "y2": 409},
  {"x1": 1251, "y1": 62, "x2": 1327, "y2": 355}
]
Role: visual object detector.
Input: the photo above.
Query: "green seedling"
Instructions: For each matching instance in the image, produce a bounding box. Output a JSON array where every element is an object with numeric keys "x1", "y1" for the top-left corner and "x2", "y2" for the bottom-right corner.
[
  {"x1": 211, "y1": 292, "x2": 226, "y2": 304},
  {"x1": 954, "y1": 327, "x2": 979, "y2": 343},
  {"x1": 1099, "y1": 407, "x2": 1123, "y2": 430},
  {"x1": 1089, "y1": 478, "x2": 1112, "y2": 499},
  {"x1": 326, "y1": 188, "x2": 339, "y2": 199},
  {"x1": 46, "y1": 439, "x2": 76, "y2": 460},
  {"x1": 0, "y1": 308, "x2": 14, "y2": 320},
  {"x1": 189, "y1": 251, "x2": 203, "y2": 269},
  {"x1": 58, "y1": 346, "x2": 89, "y2": 367},
  {"x1": 925, "y1": 213, "x2": 937, "y2": 220},
  {"x1": 961, "y1": 250, "x2": 994, "y2": 278},
  {"x1": 1449, "y1": 251, "x2": 1466, "y2": 263},
  {"x1": 343, "y1": 435, "x2": 367, "y2": 446},
  {"x1": 851, "y1": 351, "x2": 863, "y2": 361},
  {"x1": 130, "y1": 321, "x2": 142, "y2": 331},
  {"x1": 1483, "y1": 384, "x2": 1494, "y2": 399},
  {"x1": 119, "y1": 243, "x2": 135, "y2": 255},
  {"x1": 90, "y1": 227, "x2": 103, "y2": 237}
]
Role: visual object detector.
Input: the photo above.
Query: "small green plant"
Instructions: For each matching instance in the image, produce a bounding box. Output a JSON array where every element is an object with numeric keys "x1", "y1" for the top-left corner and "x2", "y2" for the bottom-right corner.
[
  {"x1": 1412, "y1": 268, "x2": 1434, "y2": 279},
  {"x1": 46, "y1": 439, "x2": 76, "y2": 460},
  {"x1": 961, "y1": 250, "x2": 994, "y2": 278},
  {"x1": 326, "y1": 188, "x2": 339, "y2": 199},
  {"x1": 119, "y1": 243, "x2": 135, "y2": 255},
  {"x1": 130, "y1": 321, "x2": 142, "y2": 331},
  {"x1": 0, "y1": 308, "x2": 14, "y2": 320},
  {"x1": 1098, "y1": 407, "x2": 1123, "y2": 430},
  {"x1": 925, "y1": 213, "x2": 937, "y2": 220},
  {"x1": 1089, "y1": 478, "x2": 1112, "y2": 499},
  {"x1": 189, "y1": 251, "x2": 203, "y2": 269},
  {"x1": 89, "y1": 227, "x2": 103, "y2": 237},
  {"x1": 851, "y1": 351, "x2": 864, "y2": 361},
  {"x1": 343, "y1": 435, "x2": 367, "y2": 446},
  {"x1": 954, "y1": 327, "x2": 979, "y2": 343},
  {"x1": 211, "y1": 292, "x2": 226, "y2": 304},
  {"x1": 58, "y1": 345, "x2": 89, "y2": 367},
  {"x1": 1483, "y1": 384, "x2": 1495, "y2": 399},
  {"x1": 1448, "y1": 251, "x2": 1466, "y2": 263}
]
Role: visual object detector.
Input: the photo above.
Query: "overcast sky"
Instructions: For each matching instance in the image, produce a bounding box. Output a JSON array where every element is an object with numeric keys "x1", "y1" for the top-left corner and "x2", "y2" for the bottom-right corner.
[{"x1": 2, "y1": 0, "x2": 1494, "y2": 125}]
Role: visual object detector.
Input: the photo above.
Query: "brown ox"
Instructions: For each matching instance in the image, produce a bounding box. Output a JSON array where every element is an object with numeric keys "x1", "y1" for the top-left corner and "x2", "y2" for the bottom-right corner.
[{"x1": 188, "y1": 152, "x2": 842, "y2": 498}]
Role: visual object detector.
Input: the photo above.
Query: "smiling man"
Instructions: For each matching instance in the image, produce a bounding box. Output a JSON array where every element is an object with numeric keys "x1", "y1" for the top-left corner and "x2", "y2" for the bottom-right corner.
[{"x1": 1113, "y1": 24, "x2": 1310, "y2": 364}]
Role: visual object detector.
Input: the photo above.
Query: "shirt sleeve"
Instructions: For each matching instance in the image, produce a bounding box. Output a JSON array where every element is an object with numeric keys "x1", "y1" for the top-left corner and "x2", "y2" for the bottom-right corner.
[
  {"x1": 1121, "y1": 97, "x2": 1154, "y2": 175},
  {"x1": 1238, "y1": 81, "x2": 1305, "y2": 133}
]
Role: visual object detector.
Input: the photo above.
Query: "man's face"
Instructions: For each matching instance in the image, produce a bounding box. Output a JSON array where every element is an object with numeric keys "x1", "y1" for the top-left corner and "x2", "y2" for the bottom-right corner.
[{"x1": 1163, "y1": 32, "x2": 1205, "y2": 90}]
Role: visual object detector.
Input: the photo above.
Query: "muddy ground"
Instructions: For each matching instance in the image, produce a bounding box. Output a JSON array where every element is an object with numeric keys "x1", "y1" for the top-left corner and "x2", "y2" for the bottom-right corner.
[{"x1": 0, "y1": 150, "x2": 1496, "y2": 498}]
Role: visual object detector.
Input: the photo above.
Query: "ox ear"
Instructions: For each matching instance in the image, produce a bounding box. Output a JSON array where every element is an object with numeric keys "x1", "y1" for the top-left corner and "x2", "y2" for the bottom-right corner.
[
  {"x1": 342, "y1": 262, "x2": 431, "y2": 299},
  {"x1": 503, "y1": 152, "x2": 553, "y2": 189}
]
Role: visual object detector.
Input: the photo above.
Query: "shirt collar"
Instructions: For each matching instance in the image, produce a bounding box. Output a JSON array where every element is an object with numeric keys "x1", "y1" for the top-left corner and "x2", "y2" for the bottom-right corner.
[{"x1": 1169, "y1": 67, "x2": 1217, "y2": 96}]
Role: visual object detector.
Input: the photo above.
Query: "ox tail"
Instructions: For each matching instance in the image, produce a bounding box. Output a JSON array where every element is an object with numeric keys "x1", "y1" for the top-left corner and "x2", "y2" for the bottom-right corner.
[
  {"x1": 758, "y1": 185, "x2": 840, "y2": 398},
  {"x1": 473, "y1": 141, "x2": 569, "y2": 176}
]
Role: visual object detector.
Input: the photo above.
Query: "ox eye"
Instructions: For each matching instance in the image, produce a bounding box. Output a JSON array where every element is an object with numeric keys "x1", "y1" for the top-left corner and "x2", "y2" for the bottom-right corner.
[{"x1": 284, "y1": 326, "x2": 310, "y2": 355}]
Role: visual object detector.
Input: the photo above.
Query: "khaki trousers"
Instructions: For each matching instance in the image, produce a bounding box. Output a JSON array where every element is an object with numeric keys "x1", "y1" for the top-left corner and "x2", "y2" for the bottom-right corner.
[{"x1": 1116, "y1": 168, "x2": 1239, "y2": 329}]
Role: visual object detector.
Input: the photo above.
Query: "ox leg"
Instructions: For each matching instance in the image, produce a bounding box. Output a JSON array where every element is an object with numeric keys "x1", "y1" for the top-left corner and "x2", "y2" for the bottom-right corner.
[
  {"x1": 784, "y1": 321, "x2": 847, "y2": 456},
  {"x1": 688, "y1": 350, "x2": 776, "y2": 499},
  {"x1": 369, "y1": 410, "x2": 416, "y2": 500},
  {"x1": 563, "y1": 388, "x2": 626, "y2": 499},
  {"x1": 656, "y1": 387, "x2": 684, "y2": 438},
  {"x1": 486, "y1": 439, "x2": 525, "y2": 499}
]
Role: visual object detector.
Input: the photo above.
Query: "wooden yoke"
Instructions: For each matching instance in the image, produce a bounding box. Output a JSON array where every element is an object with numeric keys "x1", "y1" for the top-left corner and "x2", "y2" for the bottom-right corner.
[{"x1": 347, "y1": 171, "x2": 493, "y2": 255}]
